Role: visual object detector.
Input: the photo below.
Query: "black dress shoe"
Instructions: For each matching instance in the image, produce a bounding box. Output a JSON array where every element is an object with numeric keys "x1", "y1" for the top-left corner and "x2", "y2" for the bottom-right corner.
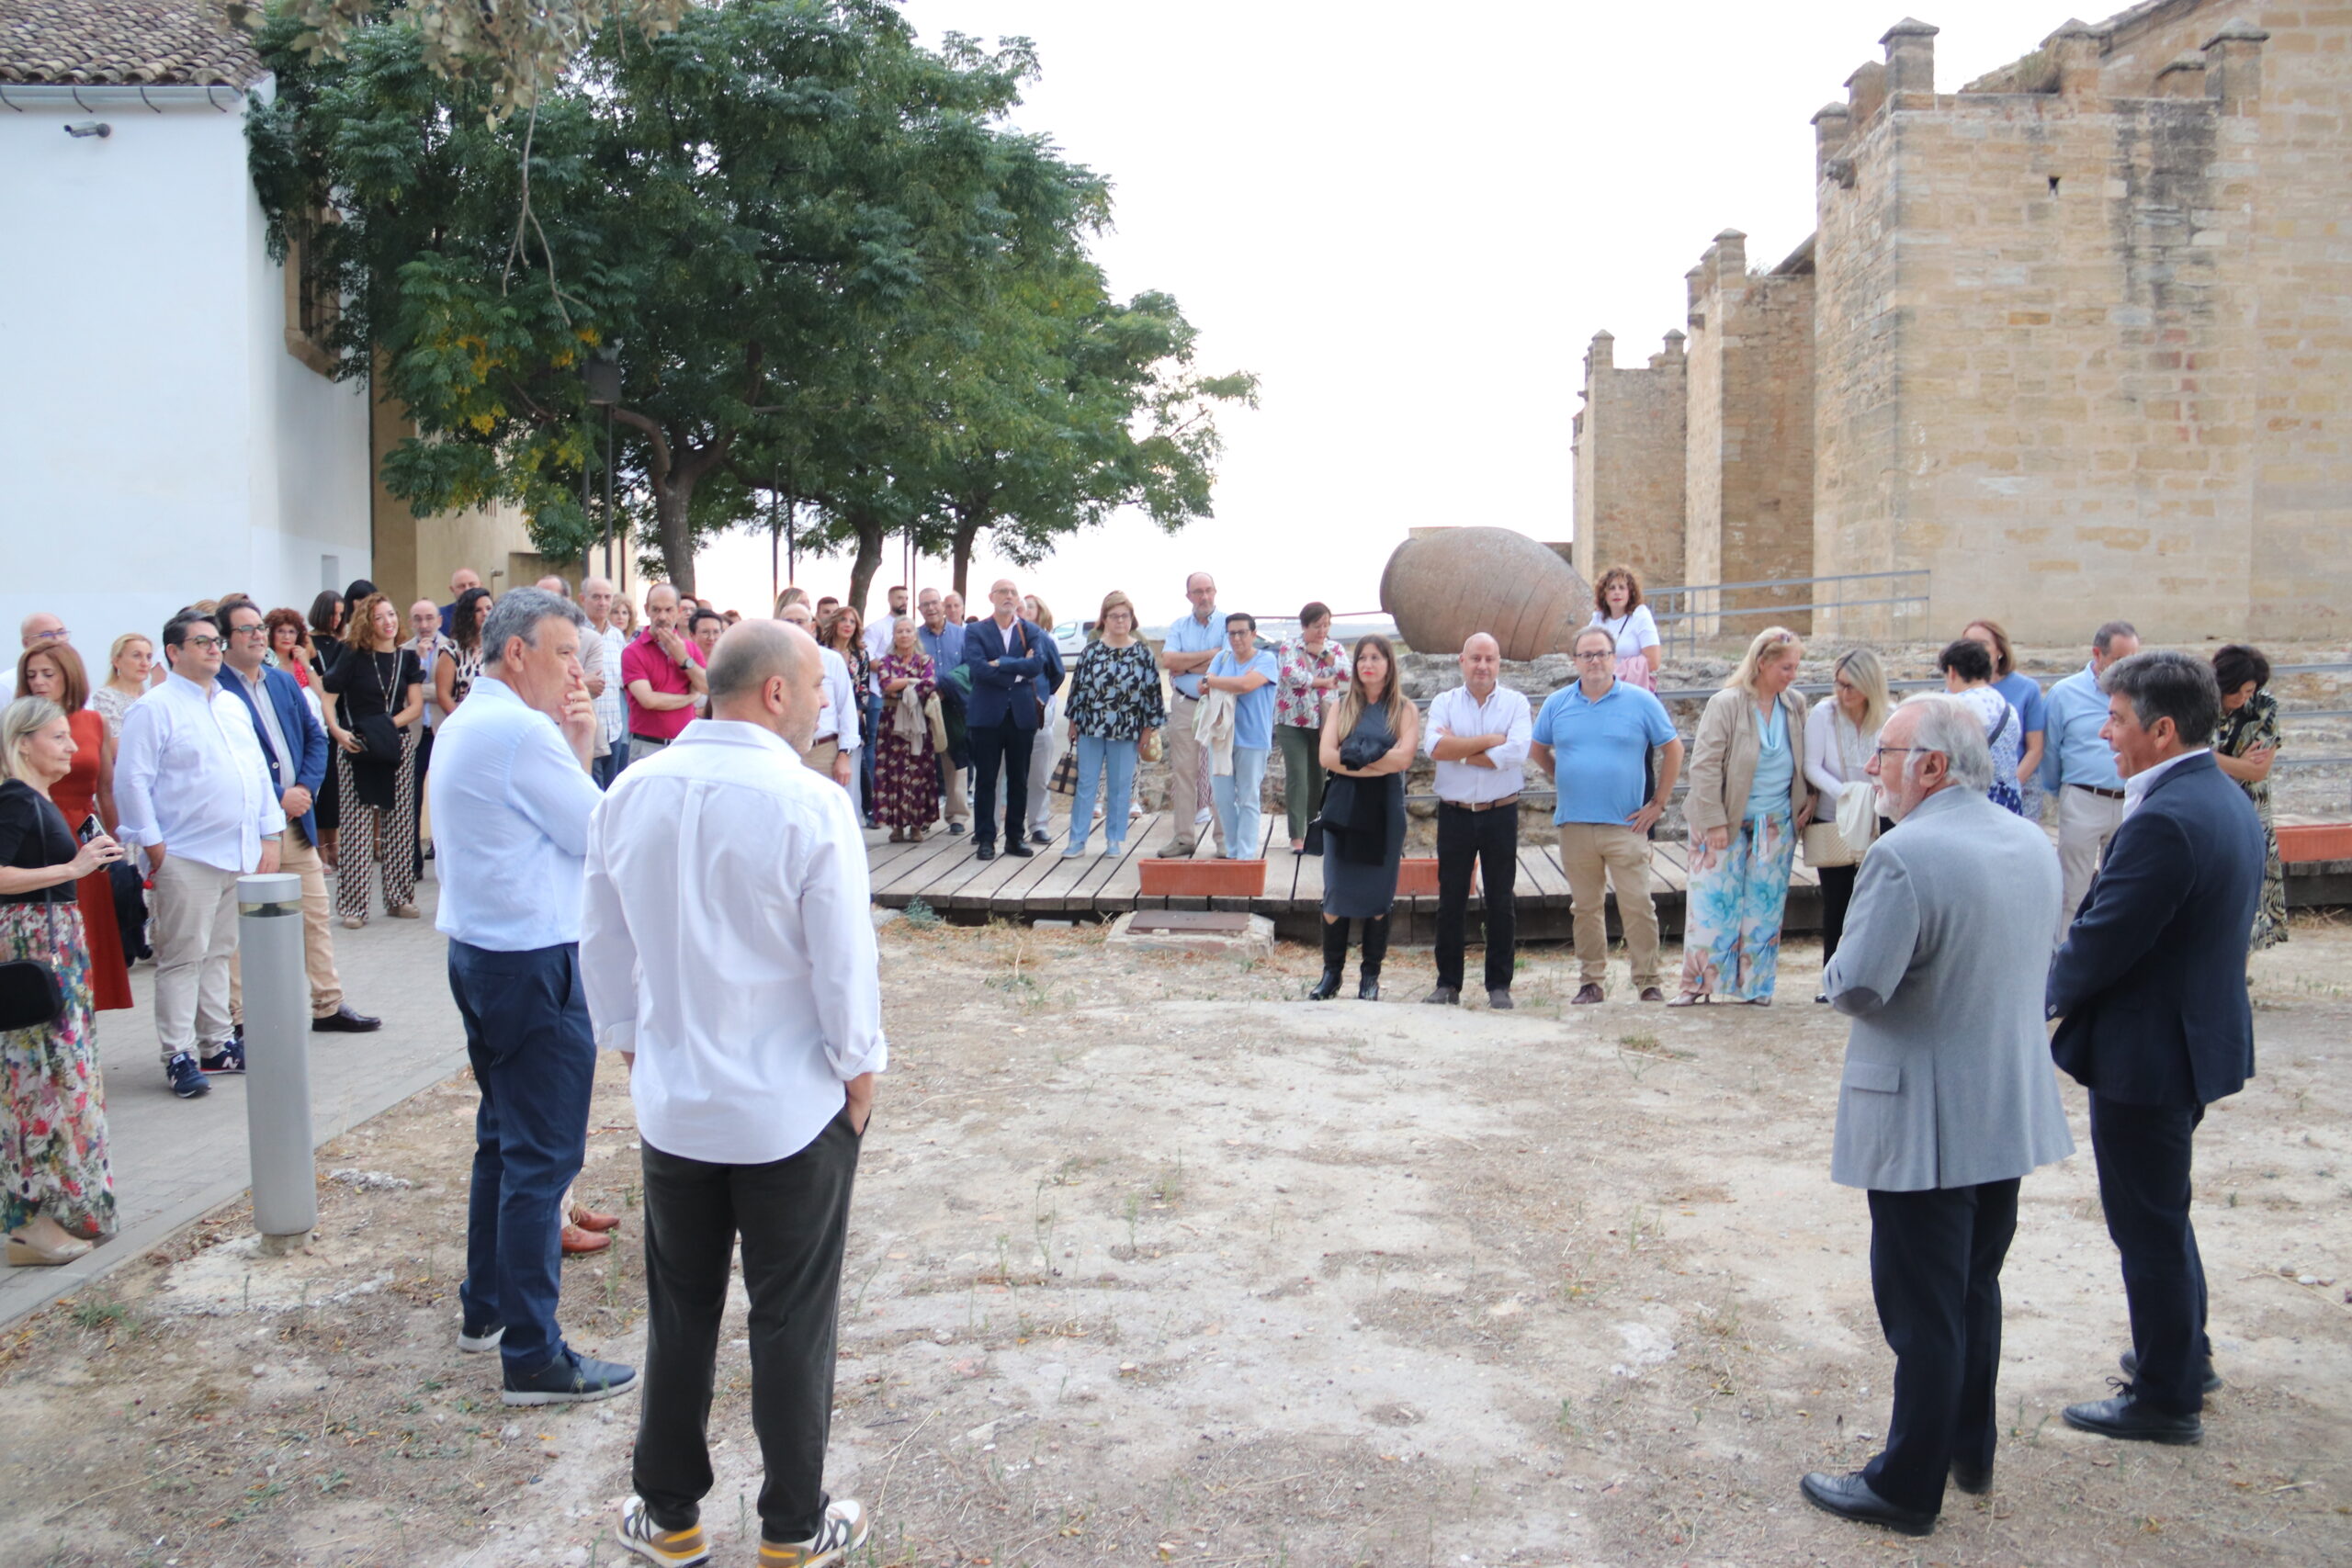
[
  {"x1": 2120, "y1": 1349, "x2": 2222, "y2": 1394},
  {"x1": 2063, "y1": 1384, "x2": 2203, "y2": 1445},
  {"x1": 1950, "y1": 1458, "x2": 1991, "y2": 1495},
  {"x1": 1005, "y1": 841, "x2": 1035, "y2": 858},
  {"x1": 1487, "y1": 988, "x2": 1514, "y2": 1010},
  {"x1": 975, "y1": 843, "x2": 997, "y2": 862},
  {"x1": 1799, "y1": 1471, "x2": 1934, "y2": 1537},
  {"x1": 1028, "y1": 830, "x2": 1051, "y2": 846},
  {"x1": 1420, "y1": 987, "x2": 1460, "y2": 1006},
  {"x1": 312, "y1": 1004, "x2": 383, "y2": 1033}
]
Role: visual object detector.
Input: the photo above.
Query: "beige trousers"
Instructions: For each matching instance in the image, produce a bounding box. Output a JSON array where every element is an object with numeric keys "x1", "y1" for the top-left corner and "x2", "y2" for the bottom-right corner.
[
  {"x1": 150, "y1": 855, "x2": 242, "y2": 1060},
  {"x1": 2057, "y1": 784, "x2": 2126, "y2": 942},
  {"x1": 231, "y1": 831, "x2": 345, "y2": 1023},
  {"x1": 1558, "y1": 822, "x2": 1663, "y2": 989},
  {"x1": 1163, "y1": 693, "x2": 1225, "y2": 853},
  {"x1": 802, "y1": 739, "x2": 842, "y2": 782}
]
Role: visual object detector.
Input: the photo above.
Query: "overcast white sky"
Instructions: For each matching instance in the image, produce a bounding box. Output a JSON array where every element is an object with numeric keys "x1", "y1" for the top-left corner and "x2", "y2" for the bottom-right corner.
[{"x1": 694, "y1": 0, "x2": 2075, "y2": 626}]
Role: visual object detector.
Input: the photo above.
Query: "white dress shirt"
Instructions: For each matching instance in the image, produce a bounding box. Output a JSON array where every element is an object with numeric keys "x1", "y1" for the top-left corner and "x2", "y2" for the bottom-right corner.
[
  {"x1": 583, "y1": 718, "x2": 888, "y2": 1165},
  {"x1": 1423, "y1": 682, "x2": 1533, "y2": 804},
  {"x1": 590, "y1": 621, "x2": 628, "y2": 744},
  {"x1": 427, "y1": 674, "x2": 604, "y2": 950},
  {"x1": 2121, "y1": 747, "x2": 2211, "y2": 819},
  {"x1": 862, "y1": 612, "x2": 897, "y2": 668},
  {"x1": 813, "y1": 646, "x2": 861, "y2": 752},
  {"x1": 114, "y1": 672, "x2": 288, "y2": 873}
]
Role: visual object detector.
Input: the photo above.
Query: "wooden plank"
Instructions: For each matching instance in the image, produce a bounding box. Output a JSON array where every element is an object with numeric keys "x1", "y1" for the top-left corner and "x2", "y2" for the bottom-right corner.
[
  {"x1": 1091, "y1": 817, "x2": 1165, "y2": 917},
  {"x1": 1519, "y1": 841, "x2": 1573, "y2": 903},
  {"x1": 1076, "y1": 811, "x2": 1155, "y2": 905},
  {"x1": 871, "y1": 824, "x2": 973, "y2": 901},
  {"x1": 994, "y1": 829, "x2": 1079, "y2": 915},
  {"x1": 949, "y1": 829, "x2": 1053, "y2": 911}
]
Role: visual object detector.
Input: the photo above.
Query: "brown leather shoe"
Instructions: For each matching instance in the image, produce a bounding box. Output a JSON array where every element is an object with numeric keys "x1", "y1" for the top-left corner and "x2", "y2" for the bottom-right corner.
[
  {"x1": 560, "y1": 1223, "x2": 612, "y2": 1256},
  {"x1": 1639, "y1": 987, "x2": 1667, "y2": 1003},
  {"x1": 1571, "y1": 984, "x2": 1605, "y2": 1005},
  {"x1": 569, "y1": 1206, "x2": 621, "y2": 1233}
]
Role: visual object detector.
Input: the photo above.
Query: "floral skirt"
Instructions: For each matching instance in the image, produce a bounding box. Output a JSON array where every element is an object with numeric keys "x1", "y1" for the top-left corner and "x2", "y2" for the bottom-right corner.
[
  {"x1": 873, "y1": 728, "x2": 940, "y2": 832},
  {"x1": 2252, "y1": 805, "x2": 2288, "y2": 952},
  {"x1": 1, "y1": 902, "x2": 117, "y2": 1238},
  {"x1": 1678, "y1": 813, "x2": 1795, "y2": 1002}
]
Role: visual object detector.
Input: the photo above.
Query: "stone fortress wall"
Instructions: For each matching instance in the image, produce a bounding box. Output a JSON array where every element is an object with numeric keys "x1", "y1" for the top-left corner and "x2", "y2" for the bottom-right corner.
[{"x1": 1575, "y1": 2, "x2": 2350, "y2": 646}]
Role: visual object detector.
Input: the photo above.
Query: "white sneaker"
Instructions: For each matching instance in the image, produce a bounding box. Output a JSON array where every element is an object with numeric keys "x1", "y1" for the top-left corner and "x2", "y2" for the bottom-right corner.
[
  {"x1": 757, "y1": 1497, "x2": 869, "y2": 1566},
  {"x1": 616, "y1": 1495, "x2": 710, "y2": 1566}
]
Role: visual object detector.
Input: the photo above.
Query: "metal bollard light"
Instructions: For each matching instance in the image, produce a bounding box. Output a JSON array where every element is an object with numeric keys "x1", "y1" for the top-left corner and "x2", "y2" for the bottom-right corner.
[{"x1": 237, "y1": 872, "x2": 317, "y2": 1254}]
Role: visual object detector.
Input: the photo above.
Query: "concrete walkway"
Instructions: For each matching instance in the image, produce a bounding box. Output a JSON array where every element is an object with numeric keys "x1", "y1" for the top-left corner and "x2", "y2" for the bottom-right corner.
[{"x1": 0, "y1": 865, "x2": 471, "y2": 1328}]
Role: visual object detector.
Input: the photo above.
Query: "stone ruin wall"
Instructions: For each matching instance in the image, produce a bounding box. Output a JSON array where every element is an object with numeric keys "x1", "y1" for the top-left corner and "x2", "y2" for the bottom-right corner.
[{"x1": 1568, "y1": 331, "x2": 1687, "y2": 591}]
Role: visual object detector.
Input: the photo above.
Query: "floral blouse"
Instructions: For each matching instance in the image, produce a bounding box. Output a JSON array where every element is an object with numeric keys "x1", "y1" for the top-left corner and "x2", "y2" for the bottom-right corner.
[
  {"x1": 1065, "y1": 639, "x2": 1167, "y2": 741},
  {"x1": 1274, "y1": 637, "x2": 1349, "y2": 729},
  {"x1": 2217, "y1": 691, "x2": 2280, "y2": 816}
]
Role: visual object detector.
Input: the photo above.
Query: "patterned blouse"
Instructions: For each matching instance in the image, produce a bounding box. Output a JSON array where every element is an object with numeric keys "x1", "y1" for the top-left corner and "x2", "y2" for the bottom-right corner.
[
  {"x1": 88, "y1": 685, "x2": 137, "y2": 741},
  {"x1": 1065, "y1": 639, "x2": 1167, "y2": 741},
  {"x1": 1274, "y1": 637, "x2": 1349, "y2": 729}
]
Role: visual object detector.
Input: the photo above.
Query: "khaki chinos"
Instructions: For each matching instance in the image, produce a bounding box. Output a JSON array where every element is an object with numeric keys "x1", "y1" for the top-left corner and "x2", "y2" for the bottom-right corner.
[
  {"x1": 230, "y1": 829, "x2": 345, "y2": 1023},
  {"x1": 1557, "y1": 823, "x2": 1663, "y2": 990},
  {"x1": 1162, "y1": 693, "x2": 1226, "y2": 855}
]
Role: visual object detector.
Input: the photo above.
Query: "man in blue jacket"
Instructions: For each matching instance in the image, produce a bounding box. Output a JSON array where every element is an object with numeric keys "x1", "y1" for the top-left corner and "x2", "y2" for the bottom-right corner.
[
  {"x1": 961, "y1": 579, "x2": 1058, "y2": 862},
  {"x1": 2047, "y1": 650, "x2": 2261, "y2": 1445},
  {"x1": 220, "y1": 599, "x2": 380, "y2": 1034}
]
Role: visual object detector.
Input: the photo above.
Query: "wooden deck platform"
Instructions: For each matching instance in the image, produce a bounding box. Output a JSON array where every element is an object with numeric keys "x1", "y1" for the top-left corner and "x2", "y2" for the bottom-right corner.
[{"x1": 865, "y1": 809, "x2": 1824, "y2": 942}]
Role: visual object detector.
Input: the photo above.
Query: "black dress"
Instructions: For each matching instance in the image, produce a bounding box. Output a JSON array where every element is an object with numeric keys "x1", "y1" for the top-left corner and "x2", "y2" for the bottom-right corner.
[
  {"x1": 323, "y1": 648, "x2": 424, "y2": 812},
  {"x1": 1319, "y1": 706, "x2": 1406, "y2": 918}
]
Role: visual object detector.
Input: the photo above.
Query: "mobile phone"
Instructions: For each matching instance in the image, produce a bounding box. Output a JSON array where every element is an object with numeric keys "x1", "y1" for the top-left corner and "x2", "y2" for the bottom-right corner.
[{"x1": 78, "y1": 815, "x2": 102, "y2": 845}]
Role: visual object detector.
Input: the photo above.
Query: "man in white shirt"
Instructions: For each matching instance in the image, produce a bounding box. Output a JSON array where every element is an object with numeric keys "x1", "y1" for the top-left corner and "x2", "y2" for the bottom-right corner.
[
  {"x1": 1422, "y1": 634, "x2": 1534, "y2": 1008},
  {"x1": 862, "y1": 583, "x2": 908, "y2": 664},
  {"x1": 427, "y1": 587, "x2": 637, "y2": 1408},
  {"x1": 578, "y1": 576, "x2": 628, "y2": 786},
  {"x1": 1157, "y1": 573, "x2": 1226, "y2": 856},
  {"x1": 775, "y1": 602, "x2": 860, "y2": 789},
  {"x1": 587, "y1": 618, "x2": 880, "y2": 1568},
  {"x1": 114, "y1": 610, "x2": 286, "y2": 1099}
]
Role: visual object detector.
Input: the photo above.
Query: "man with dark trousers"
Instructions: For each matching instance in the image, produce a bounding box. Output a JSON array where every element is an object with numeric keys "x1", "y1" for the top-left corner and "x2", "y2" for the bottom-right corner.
[
  {"x1": 1421, "y1": 633, "x2": 1532, "y2": 1008},
  {"x1": 1800, "y1": 696, "x2": 2075, "y2": 1537},
  {"x1": 2048, "y1": 649, "x2": 2263, "y2": 1446},
  {"x1": 961, "y1": 578, "x2": 1057, "y2": 862}
]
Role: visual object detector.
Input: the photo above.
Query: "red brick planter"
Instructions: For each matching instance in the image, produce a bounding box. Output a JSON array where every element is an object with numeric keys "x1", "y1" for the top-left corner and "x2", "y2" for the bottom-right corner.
[
  {"x1": 2278, "y1": 823, "x2": 2352, "y2": 863},
  {"x1": 1139, "y1": 858, "x2": 1268, "y2": 897},
  {"x1": 1393, "y1": 857, "x2": 1477, "y2": 897}
]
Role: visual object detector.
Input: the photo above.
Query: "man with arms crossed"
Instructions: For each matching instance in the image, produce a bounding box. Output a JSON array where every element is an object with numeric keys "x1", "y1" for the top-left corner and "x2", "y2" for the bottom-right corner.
[
  {"x1": 591, "y1": 620, "x2": 881, "y2": 1568},
  {"x1": 1527, "y1": 626, "x2": 1682, "y2": 1004},
  {"x1": 1800, "y1": 696, "x2": 2073, "y2": 1537},
  {"x1": 2048, "y1": 651, "x2": 2262, "y2": 1445},
  {"x1": 429, "y1": 587, "x2": 636, "y2": 1406},
  {"x1": 1421, "y1": 633, "x2": 1532, "y2": 1009}
]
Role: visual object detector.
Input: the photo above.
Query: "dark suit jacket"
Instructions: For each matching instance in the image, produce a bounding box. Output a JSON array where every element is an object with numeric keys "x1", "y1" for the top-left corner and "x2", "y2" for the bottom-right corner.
[
  {"x1": 2046, "y1": 751, "x2": 2264, "y2": 1107},
  {"x1": 222, "y1": 664, "x2": 330, "y2": 847},
  {"x1": 963, "y1": 617, "x2": 1049, "y2": 731}
]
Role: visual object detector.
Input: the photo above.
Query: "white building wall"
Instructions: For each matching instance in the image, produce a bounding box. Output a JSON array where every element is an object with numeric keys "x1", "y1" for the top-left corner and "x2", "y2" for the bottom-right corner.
[{"x1": 0, "y1": 83, "x2": 370, "y2": 668}]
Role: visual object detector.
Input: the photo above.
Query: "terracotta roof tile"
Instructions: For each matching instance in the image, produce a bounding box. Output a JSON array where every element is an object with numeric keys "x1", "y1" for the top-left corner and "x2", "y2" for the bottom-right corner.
[{"x1": 0, "y1": 0, "x2": 266, "y2": 88}]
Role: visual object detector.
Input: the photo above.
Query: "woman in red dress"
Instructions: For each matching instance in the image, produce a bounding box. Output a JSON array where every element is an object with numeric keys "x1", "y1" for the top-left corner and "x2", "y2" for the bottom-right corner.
[{"x1": 15, "y1": 646, "x2": 131, "y2": 1011}]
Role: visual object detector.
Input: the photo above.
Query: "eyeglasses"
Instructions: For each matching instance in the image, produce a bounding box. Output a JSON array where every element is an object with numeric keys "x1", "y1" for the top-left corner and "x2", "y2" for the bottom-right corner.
[
  {"x1": 183, "y1": 635, "x2": 226, "y2": 651},
  {"x1": 1871, "y1": 745, "x2": 1917, "y2": 764},
  {"x1": 30, "y1": 627, "x2": 69, "y2": 643},
  {"x1": 230, "y1": 623, "x2": 269, "y2": 637},
  {"x1": 1574, "y1": 649, "x2": 1614, "y2": 661}
]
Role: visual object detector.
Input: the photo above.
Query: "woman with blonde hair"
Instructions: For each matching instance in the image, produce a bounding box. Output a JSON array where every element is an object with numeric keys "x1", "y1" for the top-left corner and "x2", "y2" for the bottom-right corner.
[
  {"x1": 1311, "y1": 634, "x2": 1420, "y2": 1001},
  {"x1": 1590, "y1": 566, "x2": 1664, "y2": 690},
  {"x1": 1804, "y1": 648, "x2": 1892, "y2": 993},
  {"x1": 0, "y1": 696, "x2": 126, "y2": 1264},
  {"x1": 321, "y1": 593, "x2": 425, "y2": 927},
  {"x1": 1672, "y1": 626, "x2": 1813, "y2": 1006},
  {"x1": 90, "y1": 634, "x2": 153, "y2": 740},
  {"x1": 1062, "y1": 591, "x2": 1164, "y2": 858}
]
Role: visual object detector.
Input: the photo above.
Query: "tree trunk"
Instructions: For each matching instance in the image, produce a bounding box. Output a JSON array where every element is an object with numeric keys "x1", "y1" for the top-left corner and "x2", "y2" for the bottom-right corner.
[
  {"x1": 951, "y1": 517, "x2": 982, "y2": 601},
  {"x1": 844, "y1": 508, "x2": 887, "y2": 620},
  {"x1": 653, "y1": 475, "x2": 696, "y2": 597}
]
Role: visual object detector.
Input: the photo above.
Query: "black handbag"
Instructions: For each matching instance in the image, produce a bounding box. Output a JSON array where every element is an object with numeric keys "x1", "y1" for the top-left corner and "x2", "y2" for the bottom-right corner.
[
  {"x1": 0, "y1": 899, "x2": 66, "y2": 1032},
  {"x1": 356, "y1": 651, "x2": 404, "y2": 763}
]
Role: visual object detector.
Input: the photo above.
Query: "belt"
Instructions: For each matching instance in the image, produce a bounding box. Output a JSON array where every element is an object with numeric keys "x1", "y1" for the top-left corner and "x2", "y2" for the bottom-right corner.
[
  {"x1": 810, "y1": 734, "x2": 839, "y2": 746},
  {"x1": 2068, "y1": 784, "x2": 2125, "y2": 800},
  {"x1": 1442, "y1": 794, "x2": 1521, "y2": 813},
  {"x1": 628, "y1": 732, "x2": 669, "y2": 745}
]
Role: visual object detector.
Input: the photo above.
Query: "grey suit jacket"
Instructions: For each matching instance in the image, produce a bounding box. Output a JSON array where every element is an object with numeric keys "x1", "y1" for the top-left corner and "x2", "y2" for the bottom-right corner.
[{"x1": 1824, "y1": 785, "x2": 2075, "y2": 1191}]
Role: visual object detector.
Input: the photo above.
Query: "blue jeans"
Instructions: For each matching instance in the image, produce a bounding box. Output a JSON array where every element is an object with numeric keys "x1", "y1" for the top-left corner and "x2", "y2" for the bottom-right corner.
[
  {"x1": 1067, "y1": 735, "x2": 1138, "y2": 854},
  {"x1": 858, "y1": 693, "x2": 882, "y2": 818},
  {"x1": 593, "y1": 733, "x2": 629, "y2": 790},
  {"x1": 448, "y1": 939, "x2": 596, "y2": 1374},
  {"x1": 1209, "y1": 745, "x2": 1270, "y2": 859}
]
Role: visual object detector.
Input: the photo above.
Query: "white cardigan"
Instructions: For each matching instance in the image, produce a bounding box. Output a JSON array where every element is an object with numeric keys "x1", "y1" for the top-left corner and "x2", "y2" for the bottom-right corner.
[{"x1": 1805, "y1": 697, "x2": 1880, "y2": 798}]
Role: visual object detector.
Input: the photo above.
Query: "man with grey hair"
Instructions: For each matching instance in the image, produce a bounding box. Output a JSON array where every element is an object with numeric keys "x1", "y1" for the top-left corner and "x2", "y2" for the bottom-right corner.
[
  {"x1": 2048, "y1": 650, "x2": 2261, "y2": 1446},
  {"x1": 1800, "y1": 695, "x2": 2071, "y2": 1537},
  {"x1": 1157, "y1": 572, "x2": 1226, "y2": 856},
  {"x1": 0, "y1": 612, "x2": 71, "y2": 703},
  {"x1": 429, "y1": 586, "x2": 636, "y2": 1407},
  {"x1": 577, "y1": 576, "x2": 622, "y2": 785},
  {"x1": 2042, "y1": 619, "x2": 2143, "y2": 930},
  {"x1": 588, "y1": 619, "x2": 880, "y2": 1565},
  {"x1": 775, "y1": 603, "x2": 860, "y2": 789}
]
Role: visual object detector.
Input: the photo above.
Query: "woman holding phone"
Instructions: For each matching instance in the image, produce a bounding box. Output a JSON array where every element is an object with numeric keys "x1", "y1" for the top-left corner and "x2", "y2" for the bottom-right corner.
[{"x1": 13, "y1": 646, "x2": 130, "y2": 1011}]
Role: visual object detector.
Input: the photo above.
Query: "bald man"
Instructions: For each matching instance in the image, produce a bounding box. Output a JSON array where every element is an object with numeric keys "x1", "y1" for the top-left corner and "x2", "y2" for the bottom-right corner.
[
  {"x1": 536, "y1": 575, "x2": 571, "y2": 597},
  {"x1": 0, "y1": 611, "x2": 69, "y2": 703},
  {"x1": 439, "y1": 568, "x2": 484, "y2": 636},
  {"x1": 775, "y1": 604, "x2": 859, "y2": 789},
  {"x1": 586, "y1": 618, "x2": 882, "y2": 1565},
  {"x1": 1423, "y1": 634, "x2": 1534, "y2": 1007},
  {"x1": 621, "y1": 585, "x2": 708, "y2": 761}
]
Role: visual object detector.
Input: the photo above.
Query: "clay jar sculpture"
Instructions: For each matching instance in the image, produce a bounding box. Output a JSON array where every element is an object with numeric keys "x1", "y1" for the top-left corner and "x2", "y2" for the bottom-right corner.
[{"x1": 1378, "y1": 527, "x2": 1594, "y2": 660}]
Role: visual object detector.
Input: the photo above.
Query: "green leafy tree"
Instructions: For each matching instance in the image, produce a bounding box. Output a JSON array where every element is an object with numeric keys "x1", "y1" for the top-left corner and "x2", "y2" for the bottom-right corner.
[{"x1": 250, "y1": 0, "x2": 1099, "y2": 595}]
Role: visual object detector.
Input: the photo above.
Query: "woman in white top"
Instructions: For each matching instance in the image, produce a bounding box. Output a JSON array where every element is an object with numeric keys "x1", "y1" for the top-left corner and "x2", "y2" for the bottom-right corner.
[
  {"x1": 1938, "y1": 637, "x2": 2026, "y2": 815},
  {"x1": 1588, "y1": 566, "x2": 1662, "y2": 691},
  {"x1": 1804, "y1": 648, "x2": 1892, "y2": 995}
]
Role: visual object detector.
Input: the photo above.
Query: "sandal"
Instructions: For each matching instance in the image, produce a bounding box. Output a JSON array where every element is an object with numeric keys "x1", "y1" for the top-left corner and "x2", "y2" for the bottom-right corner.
[{"x1": 1665, "y1": 992, "x2": 1712, "y2": 1008}]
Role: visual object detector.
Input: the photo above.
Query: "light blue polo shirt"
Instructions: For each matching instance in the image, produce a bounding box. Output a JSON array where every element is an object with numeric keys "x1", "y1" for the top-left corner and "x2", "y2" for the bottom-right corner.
[
  {"x1": 1164, "y1": 608, "x2": 1223, "y2": 700},
  {"x1": 1531, "y1": 680, "x2": 1678, "y2": 826},
  {"x1": 2041, "y1": 663, "x2": 2123, "y2": 792},
  {"x1": 1209, "y1": 648, "x2": 1282, "y2": 750}
]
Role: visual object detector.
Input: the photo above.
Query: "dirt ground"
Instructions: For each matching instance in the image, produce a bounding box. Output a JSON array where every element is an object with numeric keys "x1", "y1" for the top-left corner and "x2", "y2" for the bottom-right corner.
[{"x1": 2, "y1": 912, "x2": 2346, "y2": 1568}]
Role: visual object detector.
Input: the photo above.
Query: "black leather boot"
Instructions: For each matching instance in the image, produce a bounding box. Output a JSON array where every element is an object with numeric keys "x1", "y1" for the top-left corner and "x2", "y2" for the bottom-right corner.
[
  {"x1": 1306, "y1": 918, "x2": 1349, "y2": 1000},
  {"x1": 1358, "y1": 914, "x2": 1389, "y2": 1001}
]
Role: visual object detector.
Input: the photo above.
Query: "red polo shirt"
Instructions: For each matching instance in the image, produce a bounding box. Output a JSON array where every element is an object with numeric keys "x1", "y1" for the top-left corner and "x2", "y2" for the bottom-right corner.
[{"x1": 621, "y1": 628, "x2": 707, "y2": 742}]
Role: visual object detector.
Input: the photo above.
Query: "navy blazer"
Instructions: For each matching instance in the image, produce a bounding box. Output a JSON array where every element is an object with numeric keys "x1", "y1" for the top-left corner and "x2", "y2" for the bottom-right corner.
[
  {"x1": 963, "y1": 617, "x2": 1052, "y2": 731},
  {"x1": 222, "y1": 664, "x2": 331, "y2": 847},
  {"x1": 2046, "y1": 752, "x2": 2264, "y2": 1107}
]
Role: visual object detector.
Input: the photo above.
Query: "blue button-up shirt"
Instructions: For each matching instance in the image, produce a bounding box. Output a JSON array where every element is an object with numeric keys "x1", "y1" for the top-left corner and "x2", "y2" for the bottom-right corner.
[
  {"x1": 1164, "y1": 607, "x2": 1223, "y2": 701},
  {"x1": 427, "y1": 675, "x2": 604, "y2": 951},
  {"x1": 916, "y1": 620, "x2": 966, "y2": 686},
  {"x1": 2041, "y1": 662, "x2": 2122, "y2": 793}
]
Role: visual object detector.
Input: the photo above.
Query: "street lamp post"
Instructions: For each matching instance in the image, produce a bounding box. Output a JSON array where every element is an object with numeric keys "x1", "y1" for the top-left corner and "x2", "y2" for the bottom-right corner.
[{"x1": 583, "y1": 355, "x2": 623, "y2": 581}]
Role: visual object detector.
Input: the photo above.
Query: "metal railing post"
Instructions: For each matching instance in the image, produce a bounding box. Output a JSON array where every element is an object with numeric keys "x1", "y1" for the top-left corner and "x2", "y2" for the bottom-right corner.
[{"x1": 237, "y1": 872, "x2": 317, "y2": 1254}]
